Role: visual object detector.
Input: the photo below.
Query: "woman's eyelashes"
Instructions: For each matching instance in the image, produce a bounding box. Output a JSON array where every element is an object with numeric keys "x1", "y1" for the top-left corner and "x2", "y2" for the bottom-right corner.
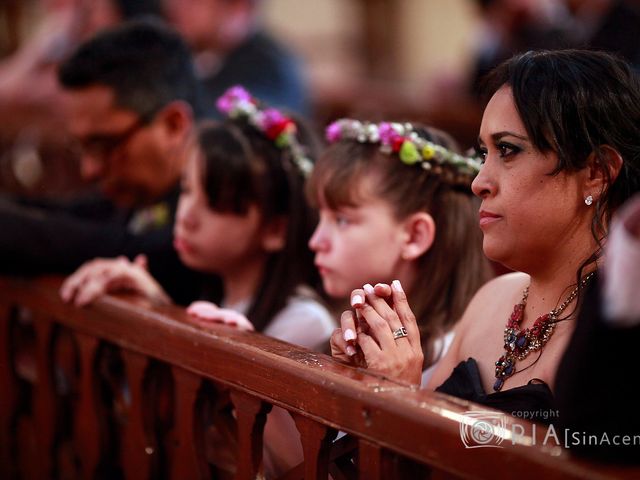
[
  {"x1": 496, "y1": 142, "x2": 522, "y2": 158},
  {"x1": 474, "y1": 141, "x2": 522, "y2": 163},
  {"x1": 474, "y1": 145, "x2": 487, "y2": 163}
]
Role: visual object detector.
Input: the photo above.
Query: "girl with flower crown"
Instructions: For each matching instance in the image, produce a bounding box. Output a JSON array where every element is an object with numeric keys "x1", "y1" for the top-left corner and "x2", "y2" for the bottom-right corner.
[
  {"x1": 309, "y1": 119, "x2": 492, "y2": 382},
  {"x1": 336, "y1": 50, "x2": 640, "y2": 419},
  {"x1": 60, "y1": 86, "x2": 334, "y2": 350},
  {"x1": 61, "y1": 87, "x2": 336, "y2": 477}
]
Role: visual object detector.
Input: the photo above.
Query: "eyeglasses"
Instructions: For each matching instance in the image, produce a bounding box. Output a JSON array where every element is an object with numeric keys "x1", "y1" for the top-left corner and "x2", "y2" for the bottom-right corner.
[{"x1": 74, "y1": 117, "x2": 149, "y2": 161}]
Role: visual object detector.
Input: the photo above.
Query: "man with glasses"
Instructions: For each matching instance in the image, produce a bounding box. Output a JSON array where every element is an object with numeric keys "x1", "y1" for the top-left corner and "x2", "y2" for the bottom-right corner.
[{"x1": 0, "y1": 19, "x2": 212, "y2": 304}]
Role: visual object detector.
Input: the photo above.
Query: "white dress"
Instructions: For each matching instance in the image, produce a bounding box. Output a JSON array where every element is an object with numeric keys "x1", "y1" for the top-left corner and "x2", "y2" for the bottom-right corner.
[
  {"x1": 421, "y1": 330, "x2": 455, "y2": 387},
  {"x1": 223, "y1": 287, "x2": 335, "y2": 478},
  {"x1": 223, "y1": 286, "x2": 336, "y2": 351}
]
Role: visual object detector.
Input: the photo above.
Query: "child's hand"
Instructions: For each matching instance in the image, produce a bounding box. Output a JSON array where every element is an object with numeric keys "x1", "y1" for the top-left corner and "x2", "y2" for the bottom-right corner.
[
  {"x1": 60, "y1": 255, "x2": 170, "y2": 307},
  {"x1": 347, "y1": 281, "x2": 424, "y2": 386},
  {"x1": 186, "y1": 301, "x2": 255, "y2": 331}
]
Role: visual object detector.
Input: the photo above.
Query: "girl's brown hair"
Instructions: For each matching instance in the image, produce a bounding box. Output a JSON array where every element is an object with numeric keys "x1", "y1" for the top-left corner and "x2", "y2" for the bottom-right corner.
[
  {"x1": 307, "y1": 125, "x2": 492, "y2": 366},
  {"x1": 196, "y1": 118, "x2": 321, "y2": 332}
]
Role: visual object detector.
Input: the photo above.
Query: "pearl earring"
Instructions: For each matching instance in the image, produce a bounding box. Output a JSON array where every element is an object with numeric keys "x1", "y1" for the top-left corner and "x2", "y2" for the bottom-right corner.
[{"x1": 585, "y1": 195, "x2": 593, "y2": 206}]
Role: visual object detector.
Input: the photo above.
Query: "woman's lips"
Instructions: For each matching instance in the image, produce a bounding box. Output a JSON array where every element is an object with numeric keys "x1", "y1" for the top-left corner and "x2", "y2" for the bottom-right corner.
[{"x1": 479, "y1": 210, "x2": 502, "y2": 227}]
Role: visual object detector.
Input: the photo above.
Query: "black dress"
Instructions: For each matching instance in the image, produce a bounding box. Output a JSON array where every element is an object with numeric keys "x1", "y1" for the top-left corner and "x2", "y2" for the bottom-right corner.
[{"x1": 435, "y1": 358, "x2": 556, "y2": 424}]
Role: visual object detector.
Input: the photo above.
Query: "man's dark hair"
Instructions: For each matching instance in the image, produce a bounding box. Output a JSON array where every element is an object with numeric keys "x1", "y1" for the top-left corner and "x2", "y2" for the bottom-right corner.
[
  {"x1": 114, "y1": 0, "x2": 164, "y2": 19},
  {"x1": 59, "y1": 19, "x2": 207, "y2": 119}
]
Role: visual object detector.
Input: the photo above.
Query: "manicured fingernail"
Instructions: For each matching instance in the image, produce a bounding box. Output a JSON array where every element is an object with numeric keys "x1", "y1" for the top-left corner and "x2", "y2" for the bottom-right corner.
[
  {"x1": 351, "y1": 294, "x2": 364, "y2": 307},
  {"x1": 363, "y1": 283, "x2": 374, "y2": 294},
  {"x1": 374, "y1": 283, "x2": 384, "y2": 289},
  {"x1": 344, "y1": 328, "x2": 356, "y2": 342},
  {"x1": 346, "y1": 345, "x2": 356, "y2": 356},
  {"x1": 392, "y1": 280, "x2": 403, "y2": 292}
]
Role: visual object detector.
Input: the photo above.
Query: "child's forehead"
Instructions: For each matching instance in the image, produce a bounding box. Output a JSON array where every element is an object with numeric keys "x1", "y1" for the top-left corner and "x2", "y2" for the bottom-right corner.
[{"x1": 317, "y1": 171, "x2": 381, "y2": 210}]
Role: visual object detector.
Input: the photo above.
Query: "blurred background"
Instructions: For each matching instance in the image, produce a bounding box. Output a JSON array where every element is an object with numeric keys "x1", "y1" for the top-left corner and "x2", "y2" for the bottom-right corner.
[{"x1": 1, "y1": 0, "x2": 639, "y2": 196}]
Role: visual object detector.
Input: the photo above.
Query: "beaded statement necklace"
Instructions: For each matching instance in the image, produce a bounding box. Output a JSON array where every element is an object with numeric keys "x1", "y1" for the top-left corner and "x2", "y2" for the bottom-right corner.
[{"x1": 493, "y1": 272, "x2": 595, "y2": 392}]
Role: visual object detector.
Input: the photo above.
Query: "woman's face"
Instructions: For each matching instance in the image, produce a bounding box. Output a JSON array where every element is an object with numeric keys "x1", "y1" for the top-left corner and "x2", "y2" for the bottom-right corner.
[
  {"x1": 308, "y1": 174, "x2": 408, "y2": 298},
  {"x1": 174, "y1": 147, "x2": 264, "y2": 274},
  {"x1": 472, "y1": 85, "x2": 590, "y2": 272}
]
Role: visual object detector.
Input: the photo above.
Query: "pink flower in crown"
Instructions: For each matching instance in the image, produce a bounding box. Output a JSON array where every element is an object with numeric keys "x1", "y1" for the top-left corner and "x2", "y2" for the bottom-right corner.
[
  {"x1": 378, "y1": 122, "x2": 400, "y2": 146},
  {"x1": 262, "y1": 108, "x2": 286, "y2": 128},
  {"x1": 325, "y1": 121, "x2": 342, "y2": 143},
  {"x1": 216, "y1": 85, "x2": 253, "y2": 114}
]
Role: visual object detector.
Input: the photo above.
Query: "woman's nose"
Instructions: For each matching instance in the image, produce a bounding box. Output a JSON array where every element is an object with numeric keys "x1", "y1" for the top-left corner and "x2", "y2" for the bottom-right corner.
[{"x1": 471, "y1": 158, "x2": 495, "y2": 199}]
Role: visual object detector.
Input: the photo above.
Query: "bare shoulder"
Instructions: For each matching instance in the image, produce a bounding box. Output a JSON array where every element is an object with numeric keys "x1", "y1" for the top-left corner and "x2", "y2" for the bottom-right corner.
[
  {"x1": 475, "y1": 272, "x2": 529, "y2": 301},
  {"x1": 456, "y1": 272, "x2": 529, "y2": 331},
  {"x1": 425, "y1": 272, "x2": 530, "y2": 390}
]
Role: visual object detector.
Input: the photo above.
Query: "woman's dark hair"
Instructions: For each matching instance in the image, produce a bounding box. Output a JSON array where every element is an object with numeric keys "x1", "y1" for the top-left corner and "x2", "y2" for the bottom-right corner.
[
  {"x1": 483, "y1": 49, "x2": 640, "y2": 301},
  {"x1": 195, "y1": 118, "x2": 321, "y2": 332},
  {"x1": 307, "y1": 125, "x2": 492, "y2": 366}
]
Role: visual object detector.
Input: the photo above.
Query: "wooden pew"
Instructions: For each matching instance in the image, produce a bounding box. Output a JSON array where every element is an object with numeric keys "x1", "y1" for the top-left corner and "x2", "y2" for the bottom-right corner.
[{"x1": 1, "y1": 275, "x2": 638, "y2": 479}]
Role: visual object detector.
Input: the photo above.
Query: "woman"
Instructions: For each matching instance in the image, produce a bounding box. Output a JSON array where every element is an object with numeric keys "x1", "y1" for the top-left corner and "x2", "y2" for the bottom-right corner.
[{"x1": 332, "y1": 49, "x2": 640, "y2": 416}]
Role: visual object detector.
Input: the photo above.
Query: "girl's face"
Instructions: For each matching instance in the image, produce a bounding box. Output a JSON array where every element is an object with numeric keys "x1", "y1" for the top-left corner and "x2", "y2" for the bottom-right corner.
[
  {"x1": 472, "y1": 85, "x2": 590, "y2": 272},
  {"x1": 174, "y1": 148, "x2": 264, "y2": 274},
  {"x1": 308, "y1": 174, "x2": 409, "y2": 298}
]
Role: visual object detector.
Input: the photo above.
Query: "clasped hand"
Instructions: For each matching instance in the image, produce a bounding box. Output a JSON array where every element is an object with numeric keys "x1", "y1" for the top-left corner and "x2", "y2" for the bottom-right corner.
[{"x1": 330, "y1": 280, "x2": 424, "y2": 386}]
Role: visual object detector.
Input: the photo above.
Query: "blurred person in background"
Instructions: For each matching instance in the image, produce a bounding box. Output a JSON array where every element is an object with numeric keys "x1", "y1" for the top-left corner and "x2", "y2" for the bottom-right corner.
[
  {"x1": 163, "y1": 0, "x2": 310, "y2": 116},
  {"x1": 555, "y1": 194, "x2": 640, "y2": 464},
  {"x1": 421, "y1": 0, "x2": 573, "y2": 148},
  {"x1": 0, "y1": 20, "x2": 212, "y2": 305},
  {"x1": 564, "y1": 0, "x2": 640, "y2": 67},
  {"x1": 0, "y1": 0, "x2": 164, "y2": 194}
]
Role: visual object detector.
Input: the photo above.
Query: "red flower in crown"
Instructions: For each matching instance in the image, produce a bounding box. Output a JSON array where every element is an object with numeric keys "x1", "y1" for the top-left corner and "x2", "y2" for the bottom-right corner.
[
  {"x1": 253, "y1": 108, "x2": 291, "y2": 139},
  {"x1": 391, "y1": 137, "x2": 405, "y2": 152}
]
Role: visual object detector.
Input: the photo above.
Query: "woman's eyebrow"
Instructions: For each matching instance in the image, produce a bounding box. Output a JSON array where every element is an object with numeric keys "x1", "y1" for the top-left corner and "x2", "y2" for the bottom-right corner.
[{"x1": 491, "y1": 131, "x2": 529, "y2": 142}]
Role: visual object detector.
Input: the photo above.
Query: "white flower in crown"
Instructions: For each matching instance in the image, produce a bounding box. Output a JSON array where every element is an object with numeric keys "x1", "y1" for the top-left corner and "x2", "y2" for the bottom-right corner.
[{"x1": 325, "y1": 118, "x2": 482, "y2": 178}]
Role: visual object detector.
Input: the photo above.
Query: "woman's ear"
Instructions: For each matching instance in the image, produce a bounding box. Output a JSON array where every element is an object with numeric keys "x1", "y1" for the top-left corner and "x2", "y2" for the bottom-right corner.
[
  {"x1": 583, "y1": 146, "x2": 623, "y2": 201},
  {"x1": 400, "y1": 212, "x2": 436, "y2": 261},
  {"x1": 260, "y1": 216, "x2": 288, "y2": 252}
]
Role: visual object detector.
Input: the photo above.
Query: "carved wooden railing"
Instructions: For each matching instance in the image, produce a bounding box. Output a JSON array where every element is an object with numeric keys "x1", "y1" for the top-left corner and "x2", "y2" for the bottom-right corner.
[{"x1": 1, "y1": 275, "x2": 638, "y2": 479}]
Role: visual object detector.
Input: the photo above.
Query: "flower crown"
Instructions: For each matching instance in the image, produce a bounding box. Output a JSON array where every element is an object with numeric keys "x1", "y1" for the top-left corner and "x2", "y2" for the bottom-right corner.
[
  {"x1": 325, "y1": 119, "x2": 482, "y2": 183},
  {"x1": 216, "y1": 86, "x2": 313, "y2": 177}
]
